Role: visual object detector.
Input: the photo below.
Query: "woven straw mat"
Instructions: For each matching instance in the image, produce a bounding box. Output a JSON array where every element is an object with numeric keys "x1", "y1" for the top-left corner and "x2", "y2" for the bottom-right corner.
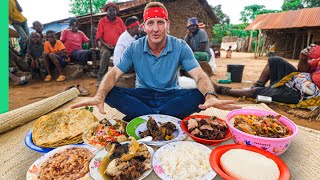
[{"x1": 0, "y1": 97, "x2": 319, "y2": 180}]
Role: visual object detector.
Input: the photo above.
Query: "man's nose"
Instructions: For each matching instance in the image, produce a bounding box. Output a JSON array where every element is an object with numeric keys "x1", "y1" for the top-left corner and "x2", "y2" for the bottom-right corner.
[{"x1": 152, "y1": 23, "x2": 159, "y2": 31}]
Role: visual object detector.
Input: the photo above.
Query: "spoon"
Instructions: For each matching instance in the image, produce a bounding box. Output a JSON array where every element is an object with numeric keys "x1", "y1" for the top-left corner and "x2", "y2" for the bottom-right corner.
[{"x1": 120, "y1": 136, "x2": 153, "y2": 145}]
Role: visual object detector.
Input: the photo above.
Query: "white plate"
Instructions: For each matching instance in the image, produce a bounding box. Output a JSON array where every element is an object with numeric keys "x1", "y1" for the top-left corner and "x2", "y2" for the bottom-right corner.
[
  {"x1": 26, "y1": 144, "x2": 99, "y2": 180},
  {"x1": 152, "y1": 141, "x2": 217, "y2": 180},
  {"x1": 126, "y1": 114, "x2": 187, "y2": 147},
  {"x1": 89, "y1": 143, "x2": 154, "y2": 180}
]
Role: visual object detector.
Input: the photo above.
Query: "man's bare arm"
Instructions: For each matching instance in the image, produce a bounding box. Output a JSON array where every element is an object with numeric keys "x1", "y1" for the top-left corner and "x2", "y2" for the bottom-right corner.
[
  {"x1": 188, "y1": 67, "x2": 241, "y2": 110},
  {"x1": 188, "y1": 66, "x2": 213, "y2": 95},
  {"x1": 71, "y1": 67, "x2": 124, "y2": 113}
]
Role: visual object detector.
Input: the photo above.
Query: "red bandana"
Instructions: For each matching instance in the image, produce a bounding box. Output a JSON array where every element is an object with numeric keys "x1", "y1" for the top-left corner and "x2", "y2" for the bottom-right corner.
[
  {"x1": 126, "y1": 21, "x2": 140, "y2": 29},
  {"x1": 143, "y1": 7, "x2": 168, "y2": 22}
]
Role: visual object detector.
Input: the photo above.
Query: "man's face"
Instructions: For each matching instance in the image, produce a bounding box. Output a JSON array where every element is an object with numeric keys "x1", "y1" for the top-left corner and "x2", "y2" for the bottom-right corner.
[
  {"x1": 187, "y1": 24, "x2": 198, "y2": 33},
  {"x1": 33, "y1": 22, "x2": 43, "y2": 33},
  {"x1": 106, "y1": 7, "x2": 117, "y2": 19},
  {"x1": 131, "y1": 25, "x2": 140, "y2": 36},
  {"x1": 71, "y1": 21, "x2": 78, "y2": 32},
  {"x1": 47, "y1": 33, "x2": 56, "y2": 44},
  {"x1": 144, "y1": 18, "x2": 169, "y2": 45}
]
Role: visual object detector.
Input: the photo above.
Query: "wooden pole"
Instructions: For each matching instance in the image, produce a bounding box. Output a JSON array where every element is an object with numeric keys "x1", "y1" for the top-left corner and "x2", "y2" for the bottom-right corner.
[
  {"x1": 254, "y1": 30, "x2": 261, "y2": 58},
  {"x1": 248, "y1": 30, "x2": 253, "y2": 52},
  {"x1": 89, "y1": 0, "x2": 94, "y2": 48},
  {"x1": 307, "y1": 31, "x2": 311, "y2": 46},
  {"x1": 301, "y1": 34, "x2": 305, "y2": 50},
  {"x1": 259, "y1": 34, "x2": 266, "y2": 57},
  {"x1": 292, "y1": 33, "x2": 297, "y2": 59}
]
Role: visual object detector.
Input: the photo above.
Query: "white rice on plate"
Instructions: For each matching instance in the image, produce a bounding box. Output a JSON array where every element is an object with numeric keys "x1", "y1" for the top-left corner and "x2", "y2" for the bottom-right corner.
[{"x1": 158, "y1": 143, "x2": 211, "y2": 180}]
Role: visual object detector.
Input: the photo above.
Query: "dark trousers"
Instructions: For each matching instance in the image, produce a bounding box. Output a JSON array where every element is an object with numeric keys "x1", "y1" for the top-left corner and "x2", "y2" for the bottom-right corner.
[{"x1": 105, "y1": 87, "x2": 204, "y2": 121}]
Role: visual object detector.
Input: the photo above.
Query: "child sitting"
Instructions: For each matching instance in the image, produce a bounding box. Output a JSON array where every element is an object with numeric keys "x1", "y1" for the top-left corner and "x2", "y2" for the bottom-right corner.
[
  {"x1": 226, "y1": 46, "x2": 232, "y2": 58},
  {"x1": 43, "y1": 30, "x2": 68, "y2": 82},
  {"x1": 27, "y1": 32, "x2": 46, "y2": 79}
]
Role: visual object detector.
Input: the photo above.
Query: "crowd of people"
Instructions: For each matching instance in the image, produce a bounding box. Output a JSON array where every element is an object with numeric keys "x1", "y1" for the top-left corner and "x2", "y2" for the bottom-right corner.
[{"x1": 9, "y1": 0, "x2": 319, "y2": 120}]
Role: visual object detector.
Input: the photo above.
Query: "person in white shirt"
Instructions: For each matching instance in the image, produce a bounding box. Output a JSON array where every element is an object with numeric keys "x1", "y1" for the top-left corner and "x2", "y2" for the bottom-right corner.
[{"x1": 113, "y1": 16, "x2": 140, "y2": 66}]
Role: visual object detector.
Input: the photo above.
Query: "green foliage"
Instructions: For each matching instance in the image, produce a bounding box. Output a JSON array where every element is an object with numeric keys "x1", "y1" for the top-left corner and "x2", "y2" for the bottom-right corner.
[
  {"x1": 211, "y1": 5, "x2": 230, "y2": 24},
  {"x1": 303, "y1": 0, "x2": 320, "y2": 7},
  {"x1": 240, "y1": 4, "x2": 281, "y2": 23},
  {"x1": 81, "y1": 106, "x2": 94, "y2": 112},
  {"x1": 282, "y1": 0, "x2": 304, "y2": 11},
  {"x1": 211, "y1": 23, "x2": 257, "y2": 44},
  {"x1": 69, "y1": 0, "x2": 118, "y2": 16}
]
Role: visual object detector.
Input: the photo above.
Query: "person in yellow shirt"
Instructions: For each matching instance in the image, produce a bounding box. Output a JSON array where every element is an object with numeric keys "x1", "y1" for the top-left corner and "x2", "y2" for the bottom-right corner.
[
  {"x1": 9, "y1": 0, "x2": 29, "y2": 57},
  {"x1": 268, "y1": 41, "x2": 276, "y2": 57}
]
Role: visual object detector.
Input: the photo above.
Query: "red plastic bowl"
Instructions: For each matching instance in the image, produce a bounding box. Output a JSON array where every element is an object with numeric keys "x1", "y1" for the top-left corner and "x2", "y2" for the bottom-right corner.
[
  {"x1": 181, "y1": 115, "x2": 231, "y2": 146},
  {"x1": 210, "y1": 144, "x2": 290, "y2": 180}
]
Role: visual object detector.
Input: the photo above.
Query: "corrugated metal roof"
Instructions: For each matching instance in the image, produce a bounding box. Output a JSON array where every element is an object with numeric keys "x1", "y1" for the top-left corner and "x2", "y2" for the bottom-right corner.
[{"x1": 245, "y1": 7, "x2": 320, "y2": 30}]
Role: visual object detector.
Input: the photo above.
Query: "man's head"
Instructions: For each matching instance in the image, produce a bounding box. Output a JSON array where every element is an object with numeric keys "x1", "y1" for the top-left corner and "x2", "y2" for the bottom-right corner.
[
  {"x1": 30, "y1": 32, "x2": 41, "y2": 44},
  {"x1": 187, "y1": 17, "x2": 199, "y2": 33},
  {"x1": 32, "y1": 21, "x2": 43, "y2": 34},
  {"x1": 69, "y1": 18, "x2": 79, "y2": 32},
  {"x1": 103, "y1": 2, "x2": 119, "y2": 20},
  {"x1": 125, "y1": 16, "x2": 140, "y2": 36},
  {"x1": 46, "y1": 30, "x2": 56, "y2": 44},
  {"x1": 143, "y1": 2, "x2": 170, "y2": 45}
]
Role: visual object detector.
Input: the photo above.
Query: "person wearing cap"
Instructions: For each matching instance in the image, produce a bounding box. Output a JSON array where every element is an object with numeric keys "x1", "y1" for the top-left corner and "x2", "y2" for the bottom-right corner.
[
  {"x1": 96, "y1": 2, "x2": 126, "y2": 86},
  {"x1": 60, "y1": 18, "x2": 92, "y2": 65},
  {"x1": 72, "y1": 2, "x2": 240, "y2": 121},
  {"x1": 113, "y1": 16, "x2": 141, "y2": 66},
  {"x1": 184, "y1": 17, "x2": 211, "y2": 62}
]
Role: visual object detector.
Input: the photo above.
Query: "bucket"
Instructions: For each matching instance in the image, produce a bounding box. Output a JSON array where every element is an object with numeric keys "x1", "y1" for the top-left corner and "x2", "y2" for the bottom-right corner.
[{"x1": 227, "y1": 64, "x2": 244, "y2": 82}]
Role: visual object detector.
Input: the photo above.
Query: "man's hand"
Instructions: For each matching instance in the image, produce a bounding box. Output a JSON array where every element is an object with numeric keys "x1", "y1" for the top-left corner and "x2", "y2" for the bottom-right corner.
[
  {"x1": 198, "y1": 96, "x2": 241, "y2": 110},
  {"x1": 70, "y1": 96, "x2": 106, "y2": 114},
  {"x1": 300, "y1": 44, "x2": 316, "y2": 60},
  {"x1": 187, "y1": 31, "x2": 193, "y2": 39},
  {"x1": 106, "y1": 44, "x2": 114, "y2": 49}
]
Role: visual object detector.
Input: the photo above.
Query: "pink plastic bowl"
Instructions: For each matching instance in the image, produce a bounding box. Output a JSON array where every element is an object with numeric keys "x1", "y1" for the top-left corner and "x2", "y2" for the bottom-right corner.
[{"x1": 226, "y1": 109, "x2": 298, "y2": 155}]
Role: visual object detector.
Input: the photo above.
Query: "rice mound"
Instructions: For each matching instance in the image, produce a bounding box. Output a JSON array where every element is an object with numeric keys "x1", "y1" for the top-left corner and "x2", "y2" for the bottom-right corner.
[{"x1": 158, "y1": 143, "x2": 211, "y2": 179}]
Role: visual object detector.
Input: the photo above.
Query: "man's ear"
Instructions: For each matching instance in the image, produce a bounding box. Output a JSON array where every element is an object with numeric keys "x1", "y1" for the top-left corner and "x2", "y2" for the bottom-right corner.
[{"x1": 166, "y1": 20, "x2": 170, "y2": 33}]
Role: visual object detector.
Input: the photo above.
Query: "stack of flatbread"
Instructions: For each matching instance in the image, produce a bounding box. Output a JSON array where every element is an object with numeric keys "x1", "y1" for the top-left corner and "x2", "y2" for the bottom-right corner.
[{"x1": 32, "y1": 109, "x2": 98, "y2": 148}]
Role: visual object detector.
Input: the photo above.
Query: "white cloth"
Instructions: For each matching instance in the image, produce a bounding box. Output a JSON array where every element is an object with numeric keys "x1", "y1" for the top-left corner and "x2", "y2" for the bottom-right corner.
[
  {"x1": 178, "y1": 76, "x2": 197, "y2": 89},
  {"x1": 113, "y1": 31, "x2": 136, "y2": 66},
  {"x1": 209, "y1": 48, "x2": 216, "y2": 72}
]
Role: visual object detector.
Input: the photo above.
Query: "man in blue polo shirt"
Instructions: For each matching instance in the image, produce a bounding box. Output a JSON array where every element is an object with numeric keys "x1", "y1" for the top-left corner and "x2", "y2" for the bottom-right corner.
[{"x1": 72, "y1": 2, "x2": 240, "y2": 121}]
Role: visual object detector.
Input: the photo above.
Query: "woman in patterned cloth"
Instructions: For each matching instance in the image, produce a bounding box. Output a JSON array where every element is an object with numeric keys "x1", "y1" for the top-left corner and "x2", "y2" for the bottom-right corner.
[{"x1": 215, "y1": 44, "x2": 320, "y2": 105}]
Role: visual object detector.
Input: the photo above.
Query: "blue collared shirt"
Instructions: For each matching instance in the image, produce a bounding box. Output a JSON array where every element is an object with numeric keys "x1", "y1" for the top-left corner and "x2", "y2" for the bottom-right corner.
[{"x1": 117, "y1": 35, "x2": 199, "y2": 92}]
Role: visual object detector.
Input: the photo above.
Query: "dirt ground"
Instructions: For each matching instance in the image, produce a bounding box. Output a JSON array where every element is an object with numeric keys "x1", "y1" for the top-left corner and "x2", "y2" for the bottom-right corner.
[{"x1": 9, "y1": 52, "x2": 320, "y2": 130}]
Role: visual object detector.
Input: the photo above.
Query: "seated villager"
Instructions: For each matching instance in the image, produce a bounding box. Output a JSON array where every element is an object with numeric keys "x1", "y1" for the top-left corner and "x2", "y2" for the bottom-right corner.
[
  {"x1": 214, "y1": 45, "x2": 320, "y2": 105},
  {"x1": 27, "y1": 32, "x2": 46, "y2": 79},
  {"x1": 60, "y1": 18, "x2": 92, "y2": 66},
  {"x1": 43, "y1": 30, "x2": 68, "y2": 82},
  {"x1": 32, "y1": 21, "x2": 46, "y2": 43},
  {"x1": 226, "y1": 46, "x2": 232, "y2": 58},
  {"x1": 184, "y1": 17, "x2": 211, "y2": 62},
  {"x1": 113, "y1": 16, "x2": 140, "y2": 66},
  {"x1": 71, "y1": 2, "x2": 239, "y2": 122}
]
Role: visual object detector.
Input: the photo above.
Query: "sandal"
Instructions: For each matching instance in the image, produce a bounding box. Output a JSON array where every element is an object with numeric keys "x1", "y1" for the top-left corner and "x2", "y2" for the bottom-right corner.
[
  {"x1": 62, "y1": 84, "x2": 90, "y2": 96},
  {"x1": 77, "y1": 84, "x2": 90, "y2": 96},
  {"x1": 16, "y1": 76, "x2": 29, "y2": 85},
  {"x1": 251, "y1": 81, "x2": 265, "y2": 89},
  {"x1": 44, "y1": 75, "x2": 52, "y2": 82},
  {"x1": 56, "y1": 75, "x2": 66, "y2": 82},
  {"x1": 217, "y1": 86, "x2": 232, "y2": 95}
]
